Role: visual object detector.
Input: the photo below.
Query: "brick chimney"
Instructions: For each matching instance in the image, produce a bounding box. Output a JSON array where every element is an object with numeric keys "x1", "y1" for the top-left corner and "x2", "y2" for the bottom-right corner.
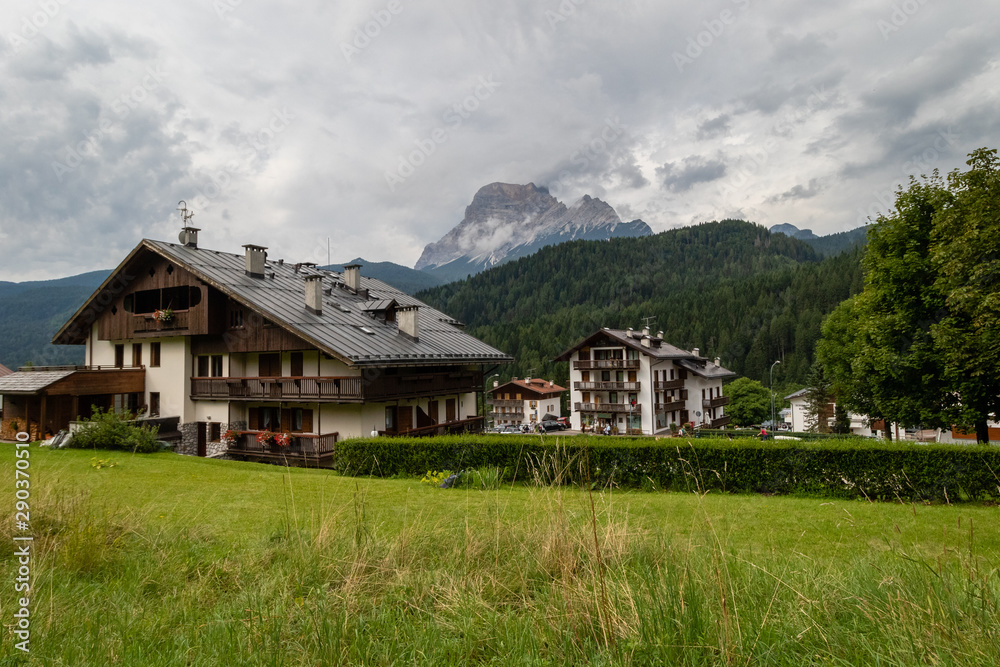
[
  {"x1": 692, "y1": 347, "x2": 700, "y2": 357},
  {"x1": 343, "y1": 263, "x2": 361, "y2": 291},
  {"x1": 304, "y1": 275, "x2": 323, "y2": 315},
  {"x1": 397, "y1": 305, "x2": 419, "y2": 341},
  {"x1": 243, "y1": 244, "x2": 267, "y2": 278}
]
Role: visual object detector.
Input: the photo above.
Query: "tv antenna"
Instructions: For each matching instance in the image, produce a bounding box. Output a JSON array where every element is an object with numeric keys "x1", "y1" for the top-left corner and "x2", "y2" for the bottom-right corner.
[
  {"x1": 642, "y1": 316, "x2": 656, "y2": 329},
  {"x1": 177, "y1": 200, "x2": 194, "y2": 226}
]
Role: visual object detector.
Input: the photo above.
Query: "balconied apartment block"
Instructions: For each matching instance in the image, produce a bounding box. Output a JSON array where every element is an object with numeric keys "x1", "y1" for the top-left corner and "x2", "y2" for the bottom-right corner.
[
  {"x1": 487, "y1": 377, "x2": 565, "y2": 427},
  {"x1": 0, "y1": 226, "x2": 511, "y2": 463},
  {"x1": 554, "y1": 326, "x2": 735, "y2": 434}
]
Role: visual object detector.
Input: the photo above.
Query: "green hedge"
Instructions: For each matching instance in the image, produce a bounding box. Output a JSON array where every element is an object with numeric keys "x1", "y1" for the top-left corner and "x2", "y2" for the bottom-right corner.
[{"x1": 333, "y1": 434, "x2": 1000, "y2": 502}]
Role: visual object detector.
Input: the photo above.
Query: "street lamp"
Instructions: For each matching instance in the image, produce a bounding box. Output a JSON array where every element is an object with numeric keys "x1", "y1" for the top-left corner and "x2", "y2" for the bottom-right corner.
[{"x1": 770, "y1": 360, "x2": 781, "y2": 433}]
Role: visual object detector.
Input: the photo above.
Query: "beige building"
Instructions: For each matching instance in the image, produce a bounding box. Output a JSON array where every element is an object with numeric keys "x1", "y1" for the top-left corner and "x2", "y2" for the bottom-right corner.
[
  {"x1": 0, "y1": 227, "x2": 511, "y2": 462},
  {"x1": 555, "y1": 327, "x2": 735, "y2": 435},
  {"x1": 487, "y1": 377, "x2": 565, "y2": 427}
]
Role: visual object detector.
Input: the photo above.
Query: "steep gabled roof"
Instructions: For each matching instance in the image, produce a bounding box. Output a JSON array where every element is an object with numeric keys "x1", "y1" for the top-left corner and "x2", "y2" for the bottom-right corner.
[
  {"x1": 490, "y1": 378, "x2": 566, "y2": 397},
  {"x1": 0, "y1": 363, "x2": 13, "y2": 377},
  {"x1": 676, "y1": 358, "x2": 737, "y2": 380},
  {"x1": 553, "y1": 328, "x2": 699, "y2": 362},
  {"x1": 54, "y1": 239, "x2": 513, "y2": 368}
]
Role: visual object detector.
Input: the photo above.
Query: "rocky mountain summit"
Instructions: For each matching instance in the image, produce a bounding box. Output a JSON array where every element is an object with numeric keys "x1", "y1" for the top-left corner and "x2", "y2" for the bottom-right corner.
[{"x1": 415, "y1": 182, "x2": 652, "y2": 281}]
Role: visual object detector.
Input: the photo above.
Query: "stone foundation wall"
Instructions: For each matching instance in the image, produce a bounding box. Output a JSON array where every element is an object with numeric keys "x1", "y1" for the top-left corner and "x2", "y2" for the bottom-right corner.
[{"x1": 177, "y1": 421, "x2": 243, "y2": 458}]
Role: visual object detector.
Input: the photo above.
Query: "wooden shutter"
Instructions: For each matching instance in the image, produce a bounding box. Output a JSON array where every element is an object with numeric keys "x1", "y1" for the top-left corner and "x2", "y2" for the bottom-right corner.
[
  {"x1": 290, "y1": 352, "x2": 303, "y2": 377},
  {"x1": 281, "y1": 408, "x2": 291, "y2": 432},
  {"x1": 446, "y1": 398, "x2": 456, "y2": 422},
  {"x1": 301, "y1": 409, "x2": 313, "y2": 433},
  {"x1": 248, "y1": 407, "x2": 259, "y2": 430}
]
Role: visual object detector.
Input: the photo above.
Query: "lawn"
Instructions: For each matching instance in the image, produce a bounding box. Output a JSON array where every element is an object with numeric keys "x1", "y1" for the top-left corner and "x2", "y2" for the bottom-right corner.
[{"x1": 1, "y1": 443, "x2": 998, "y2": 665}]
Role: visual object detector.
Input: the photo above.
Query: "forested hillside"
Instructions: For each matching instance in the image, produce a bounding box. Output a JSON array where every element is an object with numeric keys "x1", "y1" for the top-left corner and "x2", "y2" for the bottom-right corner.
[{"x1": 418, "y1": 220, "x2": 864, "y2": 389}]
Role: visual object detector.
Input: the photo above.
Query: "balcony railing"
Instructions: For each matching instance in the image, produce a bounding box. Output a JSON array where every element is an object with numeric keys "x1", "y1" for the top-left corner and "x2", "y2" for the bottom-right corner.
[
  {"x1": 191, "y1": 371, "x2": 480, "y2": 403},
  {"x1": 229, "y1": 431, "x2": 339, "y2": 458},
  {"x1": 381, "y1": 415, "x2": 485, "y2": 437},
  {"x1": 491, "y1": 408, "x2": 525, "y2": 417},
  {"x1": 487, "y1": 399, "x2": 523, "y2": 408},
  {"x1": 703, "y1": 396, "x2": 730, "y2": 409},
  {"x1": 573, "y1": 359, "x2": 640, "y2": 370},
  {"x1": 654, "y1": 379, "x2": 684, "y2": 391},
  {"x1": 574, "y1": 402, "x2": 641, "y2": 414},
  {"x1": 133, "y1": 310, "x2": 190, "y2": 332},
  {"x1": 192, "y1": 376, "x2": 364, "y2": 402},
  {"x1": 574, "y1": 381, "x2": 640, "y2": 391},
  {"x1": 655, "y1": 400, "x2": 685, "y2": 413},
  {"x1": 710, "y1": 415, "x2": 732, "y2": 428}
]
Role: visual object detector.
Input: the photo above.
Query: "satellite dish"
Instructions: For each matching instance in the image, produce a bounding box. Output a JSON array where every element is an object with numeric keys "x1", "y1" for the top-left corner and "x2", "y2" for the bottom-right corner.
[{"x1": 695, "y1": 411, "x2": 702, "y2": 417}]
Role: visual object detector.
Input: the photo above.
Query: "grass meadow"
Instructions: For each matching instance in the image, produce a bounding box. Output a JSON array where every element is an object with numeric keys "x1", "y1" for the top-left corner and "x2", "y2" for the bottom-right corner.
[{"x1": 1, "y1": 442, "x2": 999, "y2": 665}]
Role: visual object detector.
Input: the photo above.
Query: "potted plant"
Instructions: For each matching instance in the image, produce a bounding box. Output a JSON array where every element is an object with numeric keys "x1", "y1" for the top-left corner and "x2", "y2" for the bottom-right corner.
[
  {"x1": 222, "y1": 429, "x2": 239, "y2": 448},
  {"x1": 153, "y1": 308, "x2": 174, "y2": 323}
]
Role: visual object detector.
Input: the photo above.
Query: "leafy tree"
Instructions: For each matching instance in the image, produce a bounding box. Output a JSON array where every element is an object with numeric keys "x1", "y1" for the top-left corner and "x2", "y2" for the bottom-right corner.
[
  {"x1": 816, "y1": 148, "x2": 1000, "y2": 443},
  {"x1": 723, "y1": 377, "x2": 770, "y2": 427},
  {"x1": 929, "y1": 148, "x2": 1000, "y2": 443}
]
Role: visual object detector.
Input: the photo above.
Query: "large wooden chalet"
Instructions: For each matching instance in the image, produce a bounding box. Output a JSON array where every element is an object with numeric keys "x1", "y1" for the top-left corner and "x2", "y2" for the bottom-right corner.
[{"x1": 0, "y1": 227, "x2": 512, "y2": 463}]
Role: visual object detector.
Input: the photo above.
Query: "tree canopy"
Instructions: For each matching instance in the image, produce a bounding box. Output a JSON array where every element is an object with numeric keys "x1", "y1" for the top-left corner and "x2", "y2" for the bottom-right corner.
[{"x1": 817, "y1": 148, "x2": 1000, "y2": 443}]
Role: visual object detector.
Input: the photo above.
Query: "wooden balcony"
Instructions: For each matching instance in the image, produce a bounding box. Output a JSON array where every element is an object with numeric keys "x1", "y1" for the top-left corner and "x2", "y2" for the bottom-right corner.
[
  {"x1": 227, "y1": 431, "x2": 339, "y2": 465},
  {"x1": 132, "y1": 310, "x2": 190, "y2": 333},
  {"x1": 487, "y1": 399, "x2": 523, "y2": 408},
  {"x1": 703, "y1": 396, "x2": 730, "y2": 409},
  {"x1": 573, "y1": 359, "x2": 640, "y2": 370},
  {"x1": 711, "y1": 416, "x2": 732, "y2": 428},
  {"x1": 574, "y1": 402, "x2": 641, "y2": 414},
  {"x1": 191, "y1": 370, "x2": 481, "y2": 403},
  {"x1": 654, "y1": 379, "x2": 684, "y2": 391},
  {"x1": 574, "y1": 381, "x2": 640, "y2": 391},
  {"x1": 491, "y1": 408, "x2": 524, "y2": 418},
  {"x1": 191, "y1": 376, "x2": 364, "y2": 402},
  {"x1": 381, "y1": 415, "x2": 485, "y2": 437},
  {"x1": 655, "y1": 400, "x2": 685, "y2": 413}
]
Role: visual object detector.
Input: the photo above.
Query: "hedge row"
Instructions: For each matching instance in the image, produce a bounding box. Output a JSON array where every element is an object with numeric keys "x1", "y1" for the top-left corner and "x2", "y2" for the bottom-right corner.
[{"x1": 333, "y1": 434, "x2": 1000, "y2": 502}]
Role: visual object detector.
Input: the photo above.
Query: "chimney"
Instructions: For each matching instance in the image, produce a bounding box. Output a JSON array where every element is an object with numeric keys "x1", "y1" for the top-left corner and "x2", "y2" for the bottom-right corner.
[
  {"x1": 714, "y1": 357, "x2": 721, "y2": 366},
  {"x1": 344, "y1": 263, "x2": 362, "y2": 291},
  {"x1": 692, "y1": 347, "x2": 700, "y2": 357},
  {"x1": 178, "y1": 227, "x2": 200, "y2": 248},
  {"x1": 627, "y1": 327, "x2": 634, "y2": 338},
  {"x1": 642, "y1": 326, "x2": 650, "y2": 336},
  {"x1": 549, "y1": 380, "x2": 554, "y2": 387},
  {"x1": 243, "y1": 244, "x2": 268, "y2": 278},
  {"x1": 397, "y1": 305, "x2": 419, "y2": 341},
  {"x1": 656, "y1": 330, "x2": 664, "y2": 339},
  {"x1": 641, "y1": 337, "x2": 651, "y2": 348},
  {"x1": 304, "y1": 275, "x2": 323, "y2": 315}
]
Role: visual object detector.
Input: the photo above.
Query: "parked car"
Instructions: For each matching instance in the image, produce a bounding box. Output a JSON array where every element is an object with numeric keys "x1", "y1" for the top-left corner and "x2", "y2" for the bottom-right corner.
[
  {"x1": 540, "y1": 420, "x2": 566, "y2": 432},
  {"x1": 496, "y1": 425, "x2": 521, "y2": 434}
]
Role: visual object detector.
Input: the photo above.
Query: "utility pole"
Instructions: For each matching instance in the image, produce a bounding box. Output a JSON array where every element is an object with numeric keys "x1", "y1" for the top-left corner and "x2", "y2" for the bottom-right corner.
[{"x1": 770, "y1": 360, "x2": 781, "y2": 433}]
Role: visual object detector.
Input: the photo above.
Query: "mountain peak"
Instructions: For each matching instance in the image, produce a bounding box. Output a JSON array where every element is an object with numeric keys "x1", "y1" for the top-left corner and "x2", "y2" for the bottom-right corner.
[{"x1": 415, "y1": 183, "x2": 652, "y2": 279}]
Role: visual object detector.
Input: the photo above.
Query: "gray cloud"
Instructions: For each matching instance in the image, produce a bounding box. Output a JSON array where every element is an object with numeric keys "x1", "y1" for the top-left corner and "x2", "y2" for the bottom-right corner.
[
  {"x1": 657, "y1": 155, "x2": 727, "y2": 193},
  {"x1": 0, "y1": 1, "x2": 999, "y2": 280}
]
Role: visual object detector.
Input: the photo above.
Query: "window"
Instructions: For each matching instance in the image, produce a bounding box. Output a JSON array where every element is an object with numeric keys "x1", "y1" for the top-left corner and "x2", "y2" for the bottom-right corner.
[
  {"x1": 385, "y1": 406, "x2": 396, "y2": 430},
  {"x1": 150, "y1": 342, "x2": 161, "y2": 367},
  {"x1": 290, "y1": 352, "x2": 303, "y2": 377},
  {"x1": 258, "y1": 353, "x2": 280, "y2": 377},
  {"x1": 197, "y1": 355, "x2": 210, "y2": 377},
  {"x1": 609, "y1": 392, "x2": 618, "y2": 404},
  {"x1": 211, "y1": 355, "x2": 223, "y2": 377},
  {"x1": 124, "y1": 286, "x2": 201, "y2": 314},
  {"x1": 132, "y1": 343, "x2": 142, "y2": 367},
  {"x1": 601, "y1": 371, "x2": 611, "y2": 382},
  {"x1": 114, "y1": 344, "x2": 124, "y2": 369},
  {"x1": 616, "y1": 371, "x2": 624, "y2": 382},
  {"x1": 229, "y1": 308, "x2": 244, "y2": 328},
  {"x1": 515, "y1": 393, "x2": 522, "y2": 400},
  {"x1": 582, "y1": 371, "x2": 590, "y2": 382},
  {"x1": 149, "y1": 392, "x2": 160, "y2": 417},
  {"x1": 260, "y1": 407, "x2": 281, "y2": 430},
  {"x1": 627, "y1": 349, "x2": 639, "y2": 360},
  {"x1": 209, "y1": 422, "x2": 222, "y2": 442}
]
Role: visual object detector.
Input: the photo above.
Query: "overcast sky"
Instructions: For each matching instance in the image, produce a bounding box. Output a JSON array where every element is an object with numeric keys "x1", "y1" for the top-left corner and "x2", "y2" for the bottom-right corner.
[{"x1": 2, "y1": 0, "x2": 998, "y2": 281}]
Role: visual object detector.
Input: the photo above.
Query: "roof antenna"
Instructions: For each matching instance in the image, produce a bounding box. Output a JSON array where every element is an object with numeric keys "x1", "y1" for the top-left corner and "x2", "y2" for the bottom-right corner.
[
  {"x1": 177, "y1": 200, "x2": 200, "y2": 248},
  {"x1": 177, "y1": 200, "x2": 194, "y2": 226},
  {"x1": 642, "y1": 316, "x2": 656, "y2": 329}
]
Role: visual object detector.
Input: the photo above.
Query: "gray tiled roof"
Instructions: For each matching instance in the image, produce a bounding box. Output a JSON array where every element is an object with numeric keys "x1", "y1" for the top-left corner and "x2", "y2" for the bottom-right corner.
[
  {"x1": 0, "y1": 370, "x2": 75, "y2": 394},
  {"x1": 676, "y1": 358, "x2": 737, "y2": 379},
  {"x1": 144, "y1": 240, "x2": 512, "y2": 367}
]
